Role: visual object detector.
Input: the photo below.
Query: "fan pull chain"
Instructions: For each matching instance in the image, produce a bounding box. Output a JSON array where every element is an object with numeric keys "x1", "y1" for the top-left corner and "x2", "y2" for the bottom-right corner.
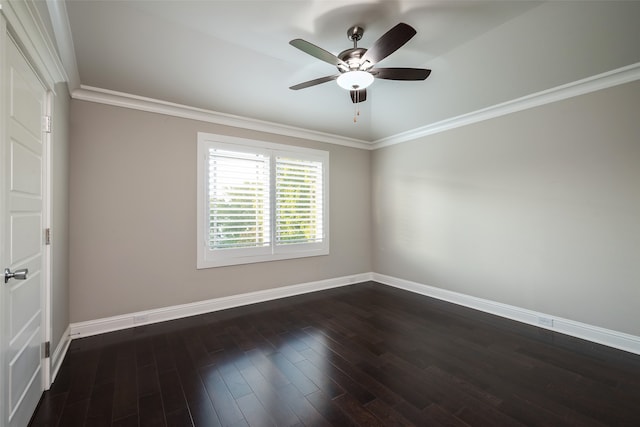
[{"x1": 353, "y1": 91, "x2": 361, "y2": 123}]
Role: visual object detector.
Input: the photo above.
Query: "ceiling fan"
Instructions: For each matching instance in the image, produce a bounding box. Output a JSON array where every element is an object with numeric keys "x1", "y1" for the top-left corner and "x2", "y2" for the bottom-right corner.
[{"x1": 289, "y1": 23, "x2": 431, "y2": 104}]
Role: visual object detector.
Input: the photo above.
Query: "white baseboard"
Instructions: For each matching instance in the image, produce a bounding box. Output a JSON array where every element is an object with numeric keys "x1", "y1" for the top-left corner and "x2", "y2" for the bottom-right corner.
[
  {"x1": 69, "y1": 273, "x2": 373, "y2": 339},
  {"x1": 67, "y1": 271, "x2": 639, "y2": 356},
  {"x1": 372, "y1": 273, "x2": 640, "y2": 356},
  {"x1": 50, "y1": 325, "x2": 71, "y2": 385}
]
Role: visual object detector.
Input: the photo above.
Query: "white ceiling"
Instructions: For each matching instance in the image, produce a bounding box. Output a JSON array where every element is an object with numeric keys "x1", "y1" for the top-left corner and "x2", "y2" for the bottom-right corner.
[{"x1": 52, "y1": 1, "x2": 640, "y2": 143}]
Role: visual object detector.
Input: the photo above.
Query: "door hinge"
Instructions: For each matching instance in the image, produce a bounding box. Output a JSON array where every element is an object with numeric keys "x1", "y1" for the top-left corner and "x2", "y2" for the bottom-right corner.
[
  {"x1": 45, "y1": 228, "x2": 51, "y2": 245},
  {"x1": 43, "y1": 115, "x2": 52, "y2": 133},
  {"x1": 44, "y1": 341, "x2": 51, "y2": 358}
]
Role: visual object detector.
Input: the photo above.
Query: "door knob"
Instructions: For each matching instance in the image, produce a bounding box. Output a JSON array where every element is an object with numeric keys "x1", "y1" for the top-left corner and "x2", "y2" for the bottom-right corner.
[{"x1": 4, "y1": 268, "x2": 28, "y2": 284}]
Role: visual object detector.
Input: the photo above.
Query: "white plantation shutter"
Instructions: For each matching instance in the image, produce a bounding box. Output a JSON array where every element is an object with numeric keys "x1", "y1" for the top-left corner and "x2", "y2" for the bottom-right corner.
[
  {"x1": 197, "y1": 134, "x2": 329, "y2": 268},
  {"x1": 208, "y1": 148, "x2": 270, "y2": 249},
  {"x1": 276, "y1": 157, "x2": 324, "y2": 245}
]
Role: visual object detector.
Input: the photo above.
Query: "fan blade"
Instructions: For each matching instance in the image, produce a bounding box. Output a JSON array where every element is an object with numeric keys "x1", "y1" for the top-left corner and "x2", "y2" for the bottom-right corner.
[
  {"x1": 290, "y1": 39, "x2": 348, "y2": 68},
  {"x1": 361, "y1": 23, "x2": 417, "y2": 65},
  {"x1": 289, "y1": 75, "x2": 339, "y2": 90},
  {"x1": 373, "y1": 68, "x2": 431, "y2": 81},
  {"x1": 350, "y1": 89, "x2": 367, "y2": 103}
]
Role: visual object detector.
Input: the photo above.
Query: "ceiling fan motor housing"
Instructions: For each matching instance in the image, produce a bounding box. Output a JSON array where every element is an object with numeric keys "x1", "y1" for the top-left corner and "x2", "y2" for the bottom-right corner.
[{"x1": 338, "y1": 48, "x2": 368, "y2": 72}]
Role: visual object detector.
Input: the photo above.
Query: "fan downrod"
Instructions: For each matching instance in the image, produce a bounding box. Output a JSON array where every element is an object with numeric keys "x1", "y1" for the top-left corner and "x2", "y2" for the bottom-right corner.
[
  {"x1": 347, "y1": 26, "x2": 364, "y2": 47},
  {"x1": 339, "y1": 26, "x2": 367, "y2": 70}
]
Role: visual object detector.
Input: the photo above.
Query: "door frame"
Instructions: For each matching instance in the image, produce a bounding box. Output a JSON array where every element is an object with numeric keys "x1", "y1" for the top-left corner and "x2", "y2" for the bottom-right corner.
[
  {"x1": 42, "y1": 89, "x2": 53, "y2": 390},
  {"x1": 0, "y1": 13, "x2": 7, "y2": 427},
  {"x1": 0, "y1": 8, "x2": 56, "y2": 427},
  {"x1": 2, "y1": 0, "x2": 58, "y2": 383}
]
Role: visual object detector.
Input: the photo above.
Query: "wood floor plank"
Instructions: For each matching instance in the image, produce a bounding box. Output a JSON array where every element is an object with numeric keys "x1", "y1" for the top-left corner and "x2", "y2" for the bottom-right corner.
[
  {"x1": 28, "y1": 392, "x2": 68, "y2": 427},
  {"x1": 111, "y1": 352, "x2": 138, "y2": 422},
  {"x1": 304, "y1": 390, "x2": 358, "y2": 427},
  {"x1": 56, "y1": 398, "x2": 90, "y2": 427},
  {"x1": 267, "y1": 351, "x2": 318, "y2": 396},
  {"x1": 294, "y1": 358, "x2": 345, "y2": 399},
  {"x1": 188, "y1": 399, "x2": 223, "y2": 427},
  {"x1": 276, "y1": 383, "x2": 332, "y2": 427},
  {"x1": 136, "y1": 337, "x2": 156, "y2": 368},
  {"x1": 138, "y1": 393, "x2": 166, "y2": 427},
  {"x1": 86, "y1": 382, "x2": 115, "y2": 426},
  {"x1": 199, "y1": 367, "x2": 245, "y2": 426},
  {"x1": 111, "y1": 413, "x2": 139, "y2": 427},
  {"x1": 259, "y1": 331, "x2": 307, "y2": 364},
  {"x1": 421, "y1": 403, "x2": 470, "y2": 427},
  {"x1": 244, "y1": 348, "x2": 290, "y2": 389},
  {"x1": 158, "y1": 369, "x2": 189, "y2": 416},
  {"x1": 218, "y1": 363, "x2": 253, "y2": 400},
  {"x1": 138, "y1": 364, "x2": 160, "y2": 399},
  {"x1": 153, "y1": 334, "x2": 176, "y2": 374},
  {"x1": 65, "y1": 350, "x2": 100, "y2": 405},
  {"x1": 235, "y1": 393, "x2": 276, "y2": 427},
  {"x1": 363, "y1": 398, "x2": 415, "y2": 427},
  {"x1": 183, "y1": 329, "x2": 215, "y2": 368},
  {"x1": 94, "y1": 347, "x2": 118, "y2": 386},
  {"x1": 165, "y1": 407, "x2": 194, "y2": 427},
  {"x1": 238, "y1": 364, "x2": 301, "y2": 426},
  {"x1": 299, "y1": 345, "x2": 402, "y2": 406},
  {"x1": 333, "y1": 392, "x2": 385, "y2": 427},
  {"x1": 358, "y1": 359, "x2": 434, "y2": 409}
]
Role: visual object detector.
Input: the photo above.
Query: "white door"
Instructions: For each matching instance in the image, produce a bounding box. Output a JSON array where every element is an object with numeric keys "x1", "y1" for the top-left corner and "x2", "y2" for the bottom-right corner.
[{"x1": 1, "y1": 33, "x2": 48, "y2": 427}]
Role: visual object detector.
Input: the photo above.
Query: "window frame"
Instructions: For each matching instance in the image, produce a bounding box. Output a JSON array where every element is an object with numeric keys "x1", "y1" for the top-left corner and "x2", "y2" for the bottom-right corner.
[{"x1": 197, "y1": 132, "x2": 329, "y2": 268}]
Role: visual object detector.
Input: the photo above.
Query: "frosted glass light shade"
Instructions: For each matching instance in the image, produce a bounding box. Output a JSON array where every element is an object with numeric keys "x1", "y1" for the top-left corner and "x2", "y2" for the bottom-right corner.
[{"x1": 336, "y1": 71, "x2": 374, "y2": 90}]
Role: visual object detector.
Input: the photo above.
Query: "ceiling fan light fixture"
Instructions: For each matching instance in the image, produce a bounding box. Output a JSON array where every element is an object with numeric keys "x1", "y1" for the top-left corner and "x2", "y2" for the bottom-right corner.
[{"x1": 336, "y1": 70, "x2": 374, "y2": 90}]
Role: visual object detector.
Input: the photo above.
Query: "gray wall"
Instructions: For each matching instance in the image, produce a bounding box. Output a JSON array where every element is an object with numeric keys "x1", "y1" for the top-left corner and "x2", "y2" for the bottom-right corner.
[
  {"x1": 69, "y1": 101, "x2": 372, "y2": 322},
  {"x1": 51, "y1": 82, "x2": 70, "y2": 351},
  {"x1": 68, "y1": 80, "x2": 640, "y2": 339},
  {"x1": 372, "y1": 81, "x2": 640, "y2": 336}
]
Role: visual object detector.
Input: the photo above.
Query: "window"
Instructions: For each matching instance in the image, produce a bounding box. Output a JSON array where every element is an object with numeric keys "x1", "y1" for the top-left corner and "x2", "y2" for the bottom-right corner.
[{"x1": 197, "y1": 133, "x2": 329, "y2": 268}]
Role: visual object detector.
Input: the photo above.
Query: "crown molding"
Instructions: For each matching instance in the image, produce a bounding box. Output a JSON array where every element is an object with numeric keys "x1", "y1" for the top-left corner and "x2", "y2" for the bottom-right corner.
[
  {"x1": 72, "y1": 62, "x2": 640, "y2": 151},
  {"x1": 72, "y1": 86, "x2": 372, "y2": 150},
  {"x1": 0, "y1": 0, "x2": 67, "y2": 88},
  {"x1": 46, "y1": 0, "x2": 80, "y2": 91},
  {"x1": 372, "y1": 62, "x2": 640, "y2": 149}
]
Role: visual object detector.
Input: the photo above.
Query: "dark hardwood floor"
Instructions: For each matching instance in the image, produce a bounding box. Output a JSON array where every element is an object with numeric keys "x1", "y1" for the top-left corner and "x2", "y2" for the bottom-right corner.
[{"x1": 30, "y1": 282, "x2": 640, "y2": 426}]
